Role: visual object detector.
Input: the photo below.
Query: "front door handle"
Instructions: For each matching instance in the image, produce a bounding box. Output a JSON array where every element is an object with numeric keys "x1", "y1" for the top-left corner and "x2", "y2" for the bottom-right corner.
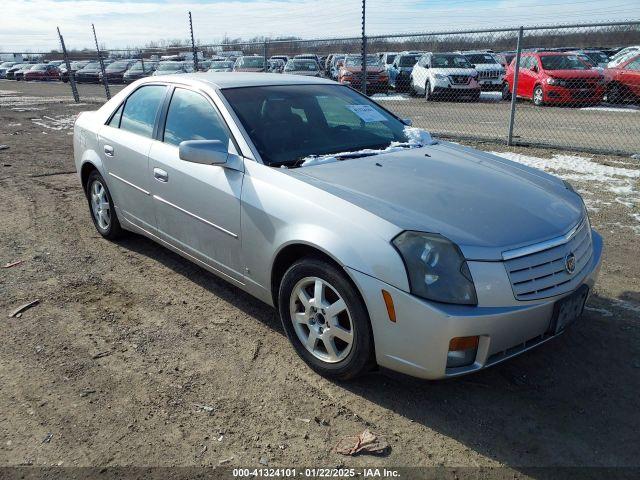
[
  {"x1": 104, "y1": 145, "x2": 114, "y2": 157},
  {"x1": 153, "y1": 168, "x2": 168, "y2": 182}
]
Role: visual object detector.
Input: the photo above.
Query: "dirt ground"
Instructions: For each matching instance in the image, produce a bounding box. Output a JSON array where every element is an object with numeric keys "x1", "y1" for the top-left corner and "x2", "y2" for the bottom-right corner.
[{"x1": 1, "y1": 80, "x2": 639, "y2": 473}]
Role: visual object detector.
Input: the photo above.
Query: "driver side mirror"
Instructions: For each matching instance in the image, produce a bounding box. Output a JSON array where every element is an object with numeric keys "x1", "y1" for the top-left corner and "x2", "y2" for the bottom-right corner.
[
  {"x1": 531, "y1": 65, "x2": 538, "y2": 73},
  {"x1": 179, "y1": 140, "x2": 228, "y2": 165}
]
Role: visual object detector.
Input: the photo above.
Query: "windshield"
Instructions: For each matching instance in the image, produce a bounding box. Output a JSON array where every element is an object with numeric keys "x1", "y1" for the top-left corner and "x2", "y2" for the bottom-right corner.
[
  {"x1": 432, "y1": 54, "x2": 472, "y2": 68},
  {"x1": 240, "y1": 57, "x2": 265, "y2": 67},
  {"x1": 398, "y1": 55, "x2": 419, "y2": 67},
  {"x1": 584, "y1": 51, "x2": 609, "y2": 63},
  {"x1": 82, "y1": 62, "x2": 100, "y2": 70},
  {"x1": 345, "y1": 56, "x2": 381, "y2": 67},
  {"x1": 464, "y1": 53, "x2": 497, "y2": 64},
  {"x1": 31, "y1": 64, "x2": 47, "y2": 71},
  {"x1": 157, "y1": 62, "x2": 183, "y2": 71},
  {"x1": 540, "y1": 55, "x2": 590, "y2": 70},
  {"x1": 384, "y1": 54, "x2": 396, "y2": 64},
  {"x1": 222, "y1": 84, "x2": 410, "y2": 166},
  {"x1": 106, "y1": 61, "x2": 132, "y2": 71},
  {"x1": 211, "y1": 61, "x2": 234, "y2": 68},
  {"x1": 285, "y1": 60, "x2": 318, "y2": 71}
]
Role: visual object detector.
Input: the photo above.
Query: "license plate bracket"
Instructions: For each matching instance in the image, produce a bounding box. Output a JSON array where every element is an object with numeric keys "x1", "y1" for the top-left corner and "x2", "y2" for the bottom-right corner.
[{"x1": 549, "y1": 285, "x2": 589, "y2": 334}]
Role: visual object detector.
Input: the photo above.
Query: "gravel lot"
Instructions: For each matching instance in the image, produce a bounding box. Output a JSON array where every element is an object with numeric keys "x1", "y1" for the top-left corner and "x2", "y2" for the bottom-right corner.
[{"x1": 1, "y1": 79, "x2": 639, "y2": 472}]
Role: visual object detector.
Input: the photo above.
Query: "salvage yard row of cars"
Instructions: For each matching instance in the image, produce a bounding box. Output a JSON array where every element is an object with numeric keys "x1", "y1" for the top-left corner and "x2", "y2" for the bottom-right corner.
[{"x1": 1, "y1": 45, "x2": 639, "y2": 105}]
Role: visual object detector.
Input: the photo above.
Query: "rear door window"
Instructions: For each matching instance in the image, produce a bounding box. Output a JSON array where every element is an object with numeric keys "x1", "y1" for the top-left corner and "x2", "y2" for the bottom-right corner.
[{"x1": 119, "y1": 85, "x2": 167, "y2": 138}]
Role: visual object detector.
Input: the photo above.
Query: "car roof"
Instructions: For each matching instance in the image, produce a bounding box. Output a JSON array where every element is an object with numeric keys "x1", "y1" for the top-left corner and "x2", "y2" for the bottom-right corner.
[{"x1": 141, "y1": 72, "x2": 336, "y2": 89}]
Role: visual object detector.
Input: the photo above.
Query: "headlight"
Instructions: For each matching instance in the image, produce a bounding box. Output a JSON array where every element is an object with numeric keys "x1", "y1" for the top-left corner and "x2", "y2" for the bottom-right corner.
[
  {"x1": 393, "y1": 232, "x2": 477, "y2": 305},
  {"x1": 434, "y1": 73, "x2": 447, "y2": 79},
  {"x1": 546, "y1": 77, "x2": 566, "y2": 87}
]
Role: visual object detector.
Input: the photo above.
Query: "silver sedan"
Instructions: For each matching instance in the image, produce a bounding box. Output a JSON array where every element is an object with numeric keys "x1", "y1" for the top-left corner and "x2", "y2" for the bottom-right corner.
[{"x1": 73, "y1": 73, "x2": 602, "y2": 380}]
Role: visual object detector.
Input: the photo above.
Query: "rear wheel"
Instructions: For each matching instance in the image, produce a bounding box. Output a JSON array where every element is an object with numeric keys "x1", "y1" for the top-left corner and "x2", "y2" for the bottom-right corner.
[
  {"x1": 607, "y1": 83, "x2": 624, "y2": 104},
  {"x1": 278, "y1": 257, "x2": 375, "y2": 380},
  {"x1": 533, "y1": 85, "x2": 545, "y2": 106},
  {"x1": 86, "y1": 171, "x2": 123, "y2": 240}
]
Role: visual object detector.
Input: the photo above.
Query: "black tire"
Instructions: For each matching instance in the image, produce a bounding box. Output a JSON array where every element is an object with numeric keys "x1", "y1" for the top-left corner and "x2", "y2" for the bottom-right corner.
[
  {"x1": 85, "y1": 170, "x2": 123, "y2": 240},
  {"x1": 607, "y1": 83, "x2": 624, "y2": 104},
  {"x1": 424, "y1": 81, "x2": 433, "y2": 101},
  {"x1": 533, "y1": 85, "x2": 545, "y2": 106},
  {"x1": 501, "y1": 82, "x2": 512, "y2": 101},
  {"x1": 278, "y1": 257, "x2": 375, "y2": 380}
]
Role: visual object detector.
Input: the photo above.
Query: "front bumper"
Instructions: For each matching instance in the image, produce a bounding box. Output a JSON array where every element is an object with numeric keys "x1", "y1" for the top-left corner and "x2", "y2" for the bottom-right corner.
[
  {"x1": 544, "y1": 84, "x2": 605, "y2": 104},
  {"x1": 347, "y1": 230, "x2": 603, "y2": 380}
]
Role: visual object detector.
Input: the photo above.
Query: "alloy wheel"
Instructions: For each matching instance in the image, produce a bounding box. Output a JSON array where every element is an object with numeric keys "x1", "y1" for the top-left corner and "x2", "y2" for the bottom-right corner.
[
  {"x1": 90, "y1": 179, "x2": 111, "y2": 231},
  {"x1": 289, "y1": 276, "x2": 354, "y2": 363},
  {"x1": 533, "y1": 86, "x2": 544, "y2": 106}
]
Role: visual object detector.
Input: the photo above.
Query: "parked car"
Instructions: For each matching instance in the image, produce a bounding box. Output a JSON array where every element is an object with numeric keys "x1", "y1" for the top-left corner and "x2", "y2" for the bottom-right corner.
[
  {"x1": 388, "y1": 52, "x2": 421, "y2": 91},
  {"x1": 123, "y1": 61, "x2": 157, "y2": 83},
  {"x1": 504, "y1": 52, "x2": 605, "y2": 106},
  {"x1": 494, "y1": 51, "x2": 516, "y2": 69},
  {"x1": 208, "y1": 60, "x2": 235, "y2": 73},
  {"x1": 330, "y1": 55, "x2": 346, "y2": 80},
  {"x1": 570, "y1": 49, "x2": 610, "y2": 68},
  {"x1": 410, "y1": 52, "x2": 480, "y2": 101},
  {"x1": 268, "y1": 59, "x2": 286, "y2": 73},
  {"x1": 14, "y1": 64, "x2": 35, "y2": 81},
  {"x1": 73, "y1": 73, "x2": 602, "y2": 380},
  {"x1": 283, "y1": 59, "x2": 321, "y2": 77},
  {"x1": 5, "y1": 63, "x2": 31, "y2": 80},
  {"x1": 460, "y1": 51, "x2": 505, "y2": 91},
  {"x1": 294, "y1": 54, "x2": 320, "y2": 63},
  {"x1": 0, "y1": 61, "x2": 18, "y2": 78},
  {"x1": 607, "y1": 46, "x2": 640, "y2": 67},
  {"x1": 60, "y1": 60, "x2": 91, "y2": 82},
  {"x1": 233, "y1": 56, "x2": 266, "y2": 72},
  {"x1": 75, "y1": 62, "x2": 104, "y2": 83},
  {"x1": 45, "y1": 60, "x2": 65, "y2": 67},
  {"x1": 24, "y1": 63, "x2": 61, "y2": 81},
  {"x1": 152, "y1": 61, "x2": 194, "y2": 76},
  {"x1": 604, "y1": 54, "x2": 640, "y2": 104},
  {"x1": 99, "y1": 60, "x2": 137, "y2": 84},
  {"x1": 379, "y1": 52, "x2": 399, "y2": 73},
  {"x1": 270, "y1": 55, "x2": 289, "y2": 64},
  {"x1": 324, "y1": 54, "x2": 337, "y2": 76},
  {"x1": 338, "y1": 55, "x2": 388, "y2": 93}
]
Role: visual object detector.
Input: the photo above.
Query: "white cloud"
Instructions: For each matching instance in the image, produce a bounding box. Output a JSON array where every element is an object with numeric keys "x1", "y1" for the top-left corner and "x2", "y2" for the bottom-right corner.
[{"x1": 0, "y1": 0, "x2": 636, "y2": 52}]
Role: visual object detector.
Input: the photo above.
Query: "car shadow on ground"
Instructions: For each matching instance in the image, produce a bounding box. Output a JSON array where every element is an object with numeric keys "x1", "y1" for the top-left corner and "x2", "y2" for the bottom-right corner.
[{"x1": 118, "y1": 233, "x2": 639, "y2": 471}]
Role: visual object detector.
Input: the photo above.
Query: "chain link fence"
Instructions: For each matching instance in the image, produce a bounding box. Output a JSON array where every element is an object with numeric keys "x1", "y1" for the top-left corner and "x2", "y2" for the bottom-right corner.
[{"x1": 1, "y1": 21, "x2": 639, "y2": 155}]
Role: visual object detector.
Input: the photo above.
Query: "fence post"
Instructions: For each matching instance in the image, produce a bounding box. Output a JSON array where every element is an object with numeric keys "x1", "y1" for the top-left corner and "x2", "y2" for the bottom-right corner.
[
  {"x1": 92, "y1": 24, "x2": 111, "y2": 100},
  {"x1": 188, "y1": 11, "x2": 199, "y2": 72},
  {"x1": 57, "y1": 27, "x2": 80, "y2": 103},
  {"x1": 263, "y1": 40, "x2": 268, "y2": 72},
  {"x1": 361, "y1": 0, "x2": 367, "y2": 95},
  {"x1": 507, "y1": 26, "x2": 523, "y2": 146}
]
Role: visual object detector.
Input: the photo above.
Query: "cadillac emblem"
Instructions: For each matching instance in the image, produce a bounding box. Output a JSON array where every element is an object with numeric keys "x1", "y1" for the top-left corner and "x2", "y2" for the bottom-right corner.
[{"x1": 565, "y1": 252, "x2": 576, "y2": 274}]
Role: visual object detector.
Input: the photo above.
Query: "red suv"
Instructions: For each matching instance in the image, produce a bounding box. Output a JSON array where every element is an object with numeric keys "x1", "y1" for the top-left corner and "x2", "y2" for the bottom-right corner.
[
  {"x1": 603, "y1": 54, "x2": 640, "y2": 104},
  {"x1": 504, "y1": 52, "x2": 604, "y2": 106}
]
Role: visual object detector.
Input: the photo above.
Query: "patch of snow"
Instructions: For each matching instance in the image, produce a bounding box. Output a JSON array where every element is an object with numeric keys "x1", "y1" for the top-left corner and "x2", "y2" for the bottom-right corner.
[
  {"x1": 584, "y1": 306, "x2": 613, "y2": 317},
  {"x1": 7, "y1": 122, "x2": 21, "y2": 127},
  {"x1": 490, "y1": 151, "x2": 640, "y2": 197},
  {"x1": 371, "y1": 94, "x2": 409, "y2": 101},
  {"x1": 580, "y1": 105, "x2": 639, "y2": 113},
  {"x1": 31, "y1": 114, "x2": 77, "y2": 131},
  {"x1": 301, "y1": 127, "x2": 435, "y2": 167}
]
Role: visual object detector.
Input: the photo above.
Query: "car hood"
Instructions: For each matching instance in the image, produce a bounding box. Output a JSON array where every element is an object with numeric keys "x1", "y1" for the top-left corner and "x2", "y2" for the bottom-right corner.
[
  {"x1": 285, "y1": 142, "x2": 584, "y2": 260},
  {"x1": 432, "y1": 67, "x2": 477, "y2": 75},
  {"x1": 344, "y1": 66, "x2": 384, "y2": 73},
  {"x1": 543, "y1": 69, "x2": 602, "y2": 78},
  {"x1": 473, "y1": 63, "x2": 504, "y2": 71}
]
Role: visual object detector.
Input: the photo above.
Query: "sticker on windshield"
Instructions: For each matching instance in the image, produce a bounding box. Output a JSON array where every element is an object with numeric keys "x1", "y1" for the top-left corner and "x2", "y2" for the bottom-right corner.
[{"x1": 345, "y1": 104, "x2": 387, "y2": 123}]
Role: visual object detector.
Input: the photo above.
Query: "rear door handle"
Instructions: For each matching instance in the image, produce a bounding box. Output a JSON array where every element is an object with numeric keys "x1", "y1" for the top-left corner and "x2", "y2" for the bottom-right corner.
[
  {"x1": 103, "y1": 145, "x2": 114, "y2": 157},
  {"x1": 153, "y1": 168, "x2": 168, "y2": 182}
]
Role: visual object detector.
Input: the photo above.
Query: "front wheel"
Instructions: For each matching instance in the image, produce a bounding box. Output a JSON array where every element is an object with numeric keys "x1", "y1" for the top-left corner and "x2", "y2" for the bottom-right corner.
[
  {"x1": 501, "y1": 82, "x2": 512, "y2": 101},
  {"x1": 278, "y1": 257, "x2": 375, "y2": 380},
  {"x1": 424, "y1": 81, "x2": 433, "y2": 101},
  {"x1": 533, "y1": 85, "x2": 545, "y2": 106},
  {"x1": 607, "y1": 83, "x2": 623, "y2": 104}
]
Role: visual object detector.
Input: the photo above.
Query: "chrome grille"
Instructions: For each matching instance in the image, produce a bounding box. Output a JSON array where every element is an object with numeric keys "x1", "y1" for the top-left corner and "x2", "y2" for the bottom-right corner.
[
  {"x1": 449, "y1": 75, "x2": 471, "y2": 85},
  {"x1": 478, "y1": 70, "x2": 500, "y2": 79},
  {"x1": 504, "y1": 218, "x2": 592, "y2": 301}
]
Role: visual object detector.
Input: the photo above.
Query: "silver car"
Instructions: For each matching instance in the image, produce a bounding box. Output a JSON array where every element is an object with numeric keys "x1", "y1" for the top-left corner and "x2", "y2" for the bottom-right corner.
[{"x1": 73, "y1": 73, "x2": 602, "y2": 380}]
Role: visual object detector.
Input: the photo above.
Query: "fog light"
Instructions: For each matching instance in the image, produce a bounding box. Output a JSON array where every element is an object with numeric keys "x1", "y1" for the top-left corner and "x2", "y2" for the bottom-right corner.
[{"x1": 447, "y1": 336, "x2": 479, "y2": 368}]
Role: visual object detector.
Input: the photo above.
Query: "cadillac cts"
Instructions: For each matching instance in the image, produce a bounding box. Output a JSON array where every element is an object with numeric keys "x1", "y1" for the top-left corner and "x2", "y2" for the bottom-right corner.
[{"x1": 73, "y1": 73, "x2": 602, "y2": 380}]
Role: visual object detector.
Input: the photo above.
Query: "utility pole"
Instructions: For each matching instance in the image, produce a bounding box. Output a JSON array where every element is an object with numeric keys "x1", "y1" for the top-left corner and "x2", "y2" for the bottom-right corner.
[
  {"x1": 189, "y1": 11, "x2": 199, "y2": 72},
  {"x1": 361, "y1": 0, "x2": 367, "y2": 95},
  {"x1": 92, "y1": 23, "x2": 111, "y2": 100},
  {"x1": 57, "y1": 27, "x2": 79, "y2": 102}
]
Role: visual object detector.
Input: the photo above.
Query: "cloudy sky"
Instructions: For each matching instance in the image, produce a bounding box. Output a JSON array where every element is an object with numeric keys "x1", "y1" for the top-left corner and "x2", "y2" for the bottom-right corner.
[{"x1": 1, "y1": 0, "x2": 638, "y2": 52}]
